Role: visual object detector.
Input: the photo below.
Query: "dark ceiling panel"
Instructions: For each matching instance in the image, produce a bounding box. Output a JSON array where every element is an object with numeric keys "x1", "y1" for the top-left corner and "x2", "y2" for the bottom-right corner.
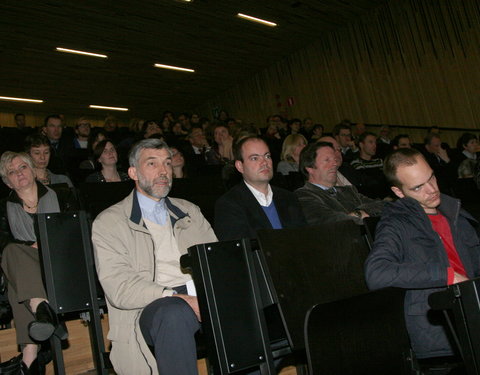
[{"x1": 0, "y1": 0, "x2": 388, "y2": 118}]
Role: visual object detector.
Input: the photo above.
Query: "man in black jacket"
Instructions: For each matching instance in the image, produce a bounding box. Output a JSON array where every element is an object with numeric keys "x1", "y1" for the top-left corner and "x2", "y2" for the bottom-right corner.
[
  {"x1": 365, "y1": 148, "x2": 480, "y2": 360},
  {"x1": 214, "y1": 136, "x2": 305, "y2": 241}
]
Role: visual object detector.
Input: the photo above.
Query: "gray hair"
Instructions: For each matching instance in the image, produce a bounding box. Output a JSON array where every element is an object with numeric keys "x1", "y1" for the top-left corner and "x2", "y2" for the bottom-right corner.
[
  {"x1": 128, "y1": 138, "x2": 172, "y2": 167},
  {"x1": 0, "y1": 151, "x2": 35, "y2": 184}
]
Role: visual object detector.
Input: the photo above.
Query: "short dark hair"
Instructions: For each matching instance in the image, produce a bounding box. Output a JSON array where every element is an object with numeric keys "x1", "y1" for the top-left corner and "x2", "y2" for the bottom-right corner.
[
  {"x1": 288, "y1": 118, "x2": 301, "y2": 126},
  {"x1": 332, "y1": 123, "x2": 351, "y2": 137},
  {"x1": 14, "y1": 113, "x2": 25, "y2": 120},
  {"x1": 44, "y1": 114, "x2": 62, "y2": 126},
  {"x1": 299, "y1": 142, "x2": 334, "y2": 178},
  {"x1": 391, "y1": 134, "x2": 410, "y2": 148},
  {"x1": 424, "y1": 132, "x2": 440, "y2": 146},
  {"x1": 24, "y1": 134, "x2": 51, "y2": 152},
  {"x1": 358, "y1": 131, "x2": 376, "y2": 144},
  {"x1": 233, "y1": 136, "x2": 266, "y2": 162},
  {"x1": 383, "y1": 148, "x2": 423, "y2": 187},
  {"x1": 456, "y1": 132, "x2": 477, "y2": 150}
]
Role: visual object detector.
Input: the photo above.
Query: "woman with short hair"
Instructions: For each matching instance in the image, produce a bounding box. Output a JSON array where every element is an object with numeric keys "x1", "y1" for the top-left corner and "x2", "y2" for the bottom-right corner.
[
  {"x1": 24, "y1": 134, "x2": 73, "y2": 187},
  {"x1": 0, "y1": 152, "x2": 68, "y2": 373}
]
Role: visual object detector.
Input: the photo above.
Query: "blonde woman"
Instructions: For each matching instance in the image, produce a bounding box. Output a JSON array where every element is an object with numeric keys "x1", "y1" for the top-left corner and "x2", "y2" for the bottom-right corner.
[{"x1": 277, "y1": 134, "x2": 307, "y2": 175}]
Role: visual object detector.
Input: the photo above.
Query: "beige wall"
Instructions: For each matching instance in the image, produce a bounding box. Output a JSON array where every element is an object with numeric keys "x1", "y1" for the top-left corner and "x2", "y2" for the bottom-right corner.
[{"x1": 197, "y1": 0, "x2": 480, "y2": 141}]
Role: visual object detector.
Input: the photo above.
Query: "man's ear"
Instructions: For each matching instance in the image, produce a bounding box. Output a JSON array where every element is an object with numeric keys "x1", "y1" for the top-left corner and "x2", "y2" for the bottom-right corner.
[
  {"x1": 391, "y1": 186, "x2": 405, "y2": 199},
  {"x1": 128, "y1": 166, "x2": 138, "y2": 181},
  {"x1": 234, "y1": 160, "x2": 244, "y2": 174}
]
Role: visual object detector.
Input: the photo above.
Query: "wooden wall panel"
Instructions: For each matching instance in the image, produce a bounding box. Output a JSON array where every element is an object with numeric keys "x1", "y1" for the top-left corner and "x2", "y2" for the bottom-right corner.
[{"x1": 197, "y1": 0, "x2": 480, "y2": 134}]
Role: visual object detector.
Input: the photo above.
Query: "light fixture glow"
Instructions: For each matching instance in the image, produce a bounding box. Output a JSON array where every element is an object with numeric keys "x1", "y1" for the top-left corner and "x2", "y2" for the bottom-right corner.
[
  {"x1": 89, "y1": 105, "x2": 129, "y2": 111},
  {"x1": 56, "y1": 47, "x2": 108, "y2": 58},
  {"x1": 154, "y1": 63, "x2": 195, "y2": 73},
  {"x1": 0, "y1": 96, "x2": 43, "y2": 103},
  {"x1": 237, "y1": 13, "x2": 277, "y2": 27}
]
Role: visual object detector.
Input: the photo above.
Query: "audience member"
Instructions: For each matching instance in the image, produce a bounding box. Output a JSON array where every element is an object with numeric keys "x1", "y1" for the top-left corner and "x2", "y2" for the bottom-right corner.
[
  {"x1": 0, "y1": 152, "x2": 69, "y2": 373},
  {"x1": 352, "y1": 122, "x2": 366, "y2": 142},
  {"x1": 85, "y1": 140, "x2": 129, "y2": 183},
  {"x1": 421, "y1": 133, "x2": 455, "y2": 193},
  {"x1": 350, "y1": 132, "x2": 389, "y2": 198},
  {"x1": 317, "y1": 135, "x2": 360, "y2": 186},
  {"x1": 351, "y1": 132, "x2": 383, "y2": 170},
  {"x1": 276, "y1": 134, "x2": 307, "y2": 175},
  {"x1": 333, "y1": 122, "x2": 358, "y2": 163},
  {"x1": 73, "y1": 117, "x2": 91, "y2": 149},
  {"x1": 14, "y1": 113, "x2": 27, "y2": 130},
  {"x1": 170, "y1": 146, "x2": 187, "y2": 178},
  {"x1": 454, "y1": 132, "x2": 478, "y2": 163},
  {"x1": 3, "y1": 113, "x2": 34, "y2": 152},
  {"x1": 391, "y1": 134, "x2": 412, "y2": 150},
  {"x1": 103, "y1": 116, "x2": 123, "y2": 144},
  {"x1": 214, "y1": 136, "x2": 305, "y2": 241},
  {"x1": 92, "y1": 139, "x2": 217, "y2": 374},
  {"x1": 24, "y1": 134, "x2": 73, "y2": 187},
  {"x1": 287, "y1": 118, "x2": 302, "y2": 135},
  {"x1": 301, "y1": 117, "x2": 315, "y2": 138},
  {"x1": 261, "y1": 122, "x2": 283, "y2": 165},
  {"x1": 178, "y1": 113, "x2": 191, "y2": 131},
  {"x1": 376, "y1": 125, "x2": 391, "y2": 159},
  {"x1": 207, "y1": 125, "x2": 234, "y2": 164},
  {"x1": 182, "y1": 127, "x2": 211, "y2": 176},
  {"x1": 41, "y1": 114, "x2": 69, "y2": 175},
  {"x1": 365, "y1": 148, "x2": 480, "y2": 360},
  {"x1": 295, "y1": 142, "x2": 383, "y2": 225},
  {"x1": 308, "y1": 124, "x2": 324, "y2": 142},
  {"x1": 142, "y1": 120, "x2": 163, "y2": 139}
]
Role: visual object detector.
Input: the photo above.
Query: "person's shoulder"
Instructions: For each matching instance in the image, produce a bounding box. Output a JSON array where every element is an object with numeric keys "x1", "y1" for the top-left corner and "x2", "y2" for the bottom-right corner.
[
  {"x1": 167, "y1": 196, "x2": 201, "y2": 214},
  {"x1": 272, "y1": 184, "x2": 297, "y2": 197},
  {"x1": 218, "y1": 183, "x2": 247, "y2": 201}
]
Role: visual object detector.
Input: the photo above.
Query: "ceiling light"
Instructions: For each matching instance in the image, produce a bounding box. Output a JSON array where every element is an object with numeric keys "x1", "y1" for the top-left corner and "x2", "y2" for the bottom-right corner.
[
  {"x1": 56, "y1": 47, "x2": 108, "y2": 58},
  {"x1": 237, "y1": 13, "x2": 277, "y2": 27},
  {"x1": 154, "y1": 63, "x2": 195, "y2": 73},
  {"x1": 0, "y1": 96, "x2": 43, "y2": 103},
  {"x1": 89, "y1": 105, "x2": 128, "y2": 111}
]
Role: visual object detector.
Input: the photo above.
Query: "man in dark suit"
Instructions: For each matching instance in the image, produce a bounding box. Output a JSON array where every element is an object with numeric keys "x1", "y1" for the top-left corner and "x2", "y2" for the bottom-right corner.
[
  {"x1": 214, "y1": 136, "x2": 306, "y2": 241},
  {"x1": 295, "y1": 142, "x2": 383, "y2": 226}
]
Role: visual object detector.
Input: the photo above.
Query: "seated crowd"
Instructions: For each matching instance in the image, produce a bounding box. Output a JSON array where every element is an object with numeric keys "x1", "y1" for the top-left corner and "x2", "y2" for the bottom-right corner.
[{"x1": 0, "y1": 111, "x2": 480, "y2": 374}]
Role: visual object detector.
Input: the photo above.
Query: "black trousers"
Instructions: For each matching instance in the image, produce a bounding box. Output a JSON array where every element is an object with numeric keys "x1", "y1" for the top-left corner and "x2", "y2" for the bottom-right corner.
[{"x1": 139, "y1": 294, "x2": 200, "y2": 375}]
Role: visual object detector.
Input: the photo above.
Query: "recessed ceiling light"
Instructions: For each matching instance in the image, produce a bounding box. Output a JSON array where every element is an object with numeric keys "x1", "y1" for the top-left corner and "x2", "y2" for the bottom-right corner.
[
  {"x1": 0, "y1": 96, "x2": 43, "y2": 103},
  {"x1": 154, "y1": 63, "x2": 195, "y2": 73},
  {"x1": 56, "y1": 47, "x2": 108, "y2": 58},
  {"x1": 237, "y1": 13, "x2": 277, "y2": 27},
  {"x1": 89, "y1": 105, "x2": 128, "y2": 111}
]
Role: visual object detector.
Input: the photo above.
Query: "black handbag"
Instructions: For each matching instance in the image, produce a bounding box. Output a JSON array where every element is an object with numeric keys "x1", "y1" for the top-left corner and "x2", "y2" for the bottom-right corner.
[{"x1": 0, "y1": 354, "x2": 22, "y2": 375}]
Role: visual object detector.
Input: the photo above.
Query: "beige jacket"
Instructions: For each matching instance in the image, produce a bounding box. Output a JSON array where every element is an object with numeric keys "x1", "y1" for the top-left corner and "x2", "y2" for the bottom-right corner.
[{"x1": 92, "y1": 190, "x2": 217, "y2": 374}]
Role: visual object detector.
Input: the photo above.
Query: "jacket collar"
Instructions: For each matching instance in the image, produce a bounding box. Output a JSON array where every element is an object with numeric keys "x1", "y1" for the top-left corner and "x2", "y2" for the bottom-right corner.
[
  {"x1": 393, "y1": 194, "x2": 476, "y2": 227},
  {"x1": 129, "y1": 189, "x2": 189, "y2": 227},
  {"x1": 8, "y1": 180, "x2": 49, "y2": 205}
]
